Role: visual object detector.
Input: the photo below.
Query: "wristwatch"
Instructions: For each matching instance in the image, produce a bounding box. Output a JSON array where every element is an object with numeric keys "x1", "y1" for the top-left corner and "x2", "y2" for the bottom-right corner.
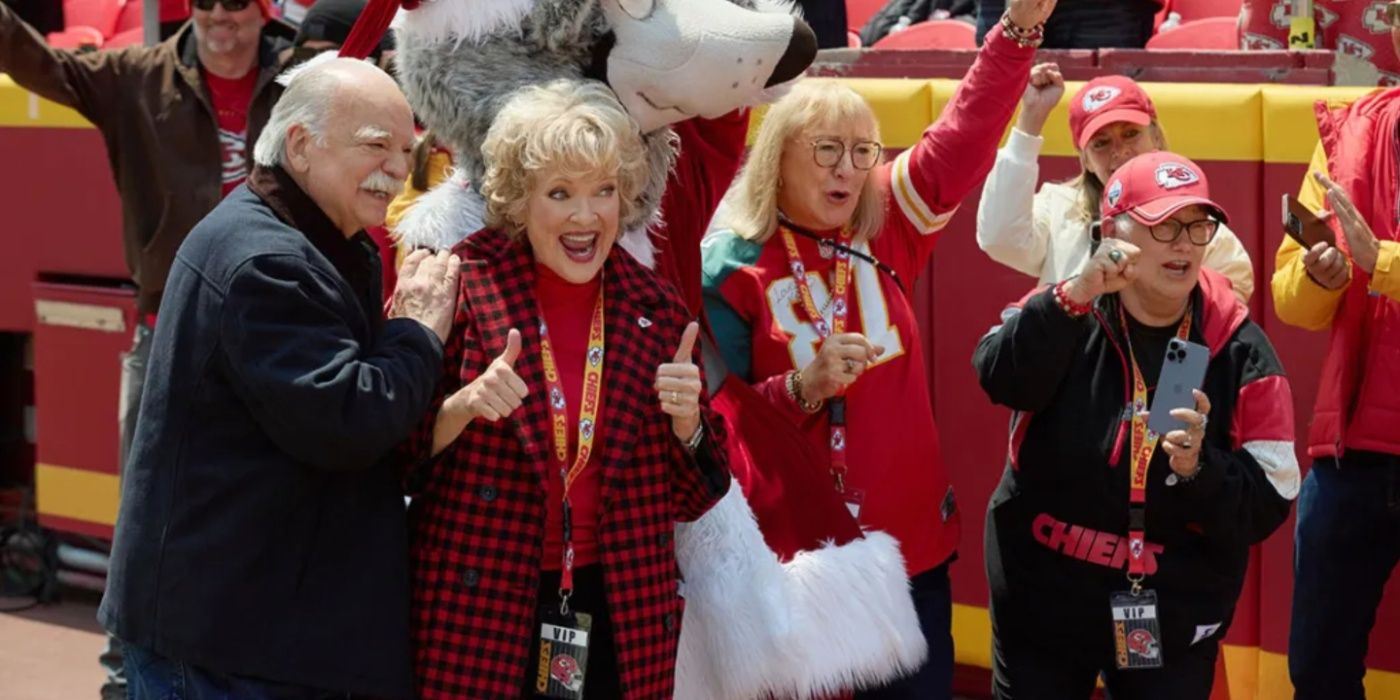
[{"x1": 786, "y1": 370, "x2": 824, "y2": 414}]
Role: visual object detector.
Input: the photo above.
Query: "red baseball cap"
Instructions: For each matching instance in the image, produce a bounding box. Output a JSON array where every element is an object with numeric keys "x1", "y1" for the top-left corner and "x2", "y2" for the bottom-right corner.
[
  {"x1": 1101, "y1": 151, "x2": 1229, "y2": 225},
  {"x1": 1069, "y1": 76, "x2": 1157, "y2": 150}
]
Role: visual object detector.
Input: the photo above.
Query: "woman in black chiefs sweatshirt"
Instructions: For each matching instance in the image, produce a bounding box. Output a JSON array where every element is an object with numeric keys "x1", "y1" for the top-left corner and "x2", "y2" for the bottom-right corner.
[{"x1": 973, "y1": 152, "x2": 1298, "y2": 700}]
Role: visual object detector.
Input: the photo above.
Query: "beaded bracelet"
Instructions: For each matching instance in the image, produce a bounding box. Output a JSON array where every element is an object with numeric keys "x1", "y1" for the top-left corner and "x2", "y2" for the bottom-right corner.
[
  {"x1": 1052, "y1": 280, "x2": 1092, "y2": 318},
  {"x1": 1000, "y1": 11, "x2": 1046, "y2": 49}
]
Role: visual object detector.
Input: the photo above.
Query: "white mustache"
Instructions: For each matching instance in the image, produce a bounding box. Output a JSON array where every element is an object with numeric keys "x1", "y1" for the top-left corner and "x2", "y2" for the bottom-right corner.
[{"x1": 359, "y1": 171, "x2": 404, "y2": 198}]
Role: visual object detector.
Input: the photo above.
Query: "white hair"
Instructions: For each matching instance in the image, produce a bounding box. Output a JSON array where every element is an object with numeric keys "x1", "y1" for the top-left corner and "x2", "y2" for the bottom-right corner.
[{"x1": 252, "y1": 54, "x2": 384, "y2": 168}]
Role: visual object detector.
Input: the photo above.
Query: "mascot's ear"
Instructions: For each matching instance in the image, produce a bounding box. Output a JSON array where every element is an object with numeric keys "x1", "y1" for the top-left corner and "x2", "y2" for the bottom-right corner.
[{"x1": 600, "y1": 0, "x2": 816, "y2": 133}]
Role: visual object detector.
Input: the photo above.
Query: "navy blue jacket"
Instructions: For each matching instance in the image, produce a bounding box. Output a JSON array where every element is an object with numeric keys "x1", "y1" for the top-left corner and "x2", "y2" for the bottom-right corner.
[{"x1": 98, "y1": 165, "x2": 442, "y2": 699}]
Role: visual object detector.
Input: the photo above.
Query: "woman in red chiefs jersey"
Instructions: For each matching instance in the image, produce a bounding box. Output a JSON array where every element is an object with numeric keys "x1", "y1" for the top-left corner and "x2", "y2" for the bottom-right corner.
[
  {"x1": 973, "y1": 152, "x2": 1296, "y2": 698},
  {"x1": 701, "y1": 1, "x2": 1055, "y2": 696},
  {"x1": 394, "y1": 80, "x2": 729, "y2": 700}
]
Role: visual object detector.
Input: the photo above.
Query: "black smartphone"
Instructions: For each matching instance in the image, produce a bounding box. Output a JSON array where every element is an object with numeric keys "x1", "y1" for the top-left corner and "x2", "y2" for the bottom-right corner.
[
  {"x1": 1147, "y1": 337, "x2": 1210, "y2": 436},
  {"x1": 1282, "y1": 193, "x2": 1335, "y2": 249}
]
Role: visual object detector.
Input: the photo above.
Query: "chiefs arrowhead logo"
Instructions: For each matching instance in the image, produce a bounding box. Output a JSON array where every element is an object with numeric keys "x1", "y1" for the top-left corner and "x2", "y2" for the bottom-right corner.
[
  {"x1": 1338, "y1": 34, "x2": 1376, "y2": 60},
  {"x1": 1243, "y1": 33, "x2": 1285, "y2": 50},
  {"x1": 1154, "y1": 163, "x2": 1200, "y2": 190},
  {"x1": 1243, "y1": 32, "x2": 1285, "y2": 51},
  {"x1": 1270, "y1": 0, "x2": 1290, "y2": 29},
  {"x1": 1364, "y1": 1, "x2": 1391, "y2": 34},
  {"x1": 1317, "y1": 5, "x2": 1338, "y2": 29},
  {"x1": 1082, "y1": 86, "x2": 1122, "y2": 113}
]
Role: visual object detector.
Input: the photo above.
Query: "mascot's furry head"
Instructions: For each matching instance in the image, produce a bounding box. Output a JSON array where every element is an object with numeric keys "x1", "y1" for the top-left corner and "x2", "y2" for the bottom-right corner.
[{"x1": 339, "y1": 0, "x2": 816, "y2": 262}]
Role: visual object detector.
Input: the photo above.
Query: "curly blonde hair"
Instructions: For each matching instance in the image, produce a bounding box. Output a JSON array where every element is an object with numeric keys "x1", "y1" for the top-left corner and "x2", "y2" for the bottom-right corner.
[
  {"x1": 725, "y1": 80, "x2": 886, "y2": 244},
  {"x1": 479, "y1": 80, "x2": 649, "y2": 236}
]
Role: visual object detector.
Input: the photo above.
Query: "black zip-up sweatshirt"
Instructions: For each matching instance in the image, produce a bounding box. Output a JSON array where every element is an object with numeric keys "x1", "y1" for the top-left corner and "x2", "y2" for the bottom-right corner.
[{"x1": 972, "y1": 270, "x2": 1297, "y2": 662}]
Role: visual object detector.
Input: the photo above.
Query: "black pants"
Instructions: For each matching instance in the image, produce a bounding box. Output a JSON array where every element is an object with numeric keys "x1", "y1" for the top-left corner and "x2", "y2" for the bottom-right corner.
[
  {"x1": 975, "y1": 0, "x2": 1157, "y2": 49},
  {"x1": 522, "y1": 565, "x2": 620, "y2": 699},
  {"x1": 854, "y1": 562, "x2": 954, "y2": 700},
  {"x1": 992, "y1": 628, "x2": 1217, "y2": 700}
]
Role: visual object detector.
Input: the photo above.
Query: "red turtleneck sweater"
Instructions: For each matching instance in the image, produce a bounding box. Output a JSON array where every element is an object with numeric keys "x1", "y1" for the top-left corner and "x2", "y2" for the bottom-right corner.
[{"x1": 535, "y1": 262, "x2": 605, "y2": 571}]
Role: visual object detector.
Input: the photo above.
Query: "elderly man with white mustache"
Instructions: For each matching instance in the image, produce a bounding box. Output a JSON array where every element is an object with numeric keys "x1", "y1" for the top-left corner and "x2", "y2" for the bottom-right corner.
[{"x1": 98, "y1": 58, "x2": 458, "y2": 700}]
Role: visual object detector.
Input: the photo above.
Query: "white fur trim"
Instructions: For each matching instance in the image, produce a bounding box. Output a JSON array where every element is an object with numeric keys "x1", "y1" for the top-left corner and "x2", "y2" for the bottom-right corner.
[
  {"x1": 675, "y1": 481, "x2": 927, "y2": 700},
  {"x1": 390, "y1": 169, "x2": 486, "y2": 250},
  {"x1": 394, "y1": 0, "x2": 536, "y2": 46}
]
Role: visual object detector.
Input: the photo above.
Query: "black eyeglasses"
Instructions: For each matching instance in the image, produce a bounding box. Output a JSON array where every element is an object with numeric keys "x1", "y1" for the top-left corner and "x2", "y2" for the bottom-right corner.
[
  {"x1": 810, "y1": 138, "x2": 883, "y2": 170},
  {"x1": 1148, "y1": 218, "x2": 1219, "y2": 246},
  {"x1": 192, "y1": 0, "x2": 254, "y2": 12}
]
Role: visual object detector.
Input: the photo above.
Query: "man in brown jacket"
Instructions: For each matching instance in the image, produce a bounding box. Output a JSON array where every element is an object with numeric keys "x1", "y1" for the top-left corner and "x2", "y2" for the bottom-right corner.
[{"x1": 0, "y1": 1, "x2": 287, "y2": 697}]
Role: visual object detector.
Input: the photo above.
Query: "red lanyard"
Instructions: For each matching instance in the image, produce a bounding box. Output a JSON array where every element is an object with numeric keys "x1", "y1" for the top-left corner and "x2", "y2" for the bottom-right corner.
[
  {"x1": 781, "y1": 226, "x2": 854, "y2": 492},
  {"x1": 537, "y1": 286, "x2": 606, "y2": 609},
  {"x1": 1120, "y1": 303, "x2": 1192, "y2": 592}
]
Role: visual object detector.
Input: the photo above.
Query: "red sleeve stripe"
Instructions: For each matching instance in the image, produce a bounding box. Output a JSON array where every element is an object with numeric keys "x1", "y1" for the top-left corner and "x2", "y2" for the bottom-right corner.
[
  {"x1": 1231, "y1": 374, "x2": 1295, "y2": 445},
  {"x1": 891, "y1": 149, "x2": 956, "y2": 235},
  {"x1": 1232, "y1": 374, "x2": 1300, "y2": 500}
]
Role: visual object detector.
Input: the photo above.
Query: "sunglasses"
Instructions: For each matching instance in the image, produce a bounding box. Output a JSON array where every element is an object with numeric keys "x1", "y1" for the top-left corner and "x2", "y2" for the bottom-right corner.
[{"x1": 191, "y1": 0, "x2": 255, "y2": 11}]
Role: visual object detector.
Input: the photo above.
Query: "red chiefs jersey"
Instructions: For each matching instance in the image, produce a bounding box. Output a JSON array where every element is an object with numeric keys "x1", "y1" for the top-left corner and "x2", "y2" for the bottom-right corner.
[{"x1": 702, "y1": 26, "x2": 1037, "y2": 574}]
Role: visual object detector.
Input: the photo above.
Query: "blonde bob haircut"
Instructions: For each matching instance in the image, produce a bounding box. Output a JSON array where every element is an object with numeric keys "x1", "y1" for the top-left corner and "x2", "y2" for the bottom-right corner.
[
  {"x1": 727, "y1": 80, "x2": 886, "y2": 244},
  {"x1": 479, "y1": 80, "x2": 649, "y2": 237}
]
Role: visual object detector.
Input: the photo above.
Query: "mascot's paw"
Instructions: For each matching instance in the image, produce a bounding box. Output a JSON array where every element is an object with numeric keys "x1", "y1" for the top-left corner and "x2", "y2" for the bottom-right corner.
[{"x1": 391, "y1": 168, "x2": 486, "y2": 250}]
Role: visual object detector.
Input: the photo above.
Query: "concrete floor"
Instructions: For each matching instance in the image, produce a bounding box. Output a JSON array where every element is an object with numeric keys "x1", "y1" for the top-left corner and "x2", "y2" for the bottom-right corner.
[{"x1": 0, "y1": 590, "x2": 107, "y2": 700}]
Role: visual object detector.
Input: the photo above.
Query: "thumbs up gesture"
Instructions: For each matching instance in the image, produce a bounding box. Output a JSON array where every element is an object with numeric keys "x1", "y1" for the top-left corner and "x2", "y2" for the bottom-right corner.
[
  {"x1": 655, "y1": 322, "x2": 703, "y2": 442},
  {"x1": 447, "y1": 328, "x2": 529, "y2": 423}
]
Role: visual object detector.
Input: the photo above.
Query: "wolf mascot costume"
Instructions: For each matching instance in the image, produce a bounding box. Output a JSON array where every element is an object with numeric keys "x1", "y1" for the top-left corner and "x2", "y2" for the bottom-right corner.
[{"x1": 338, "y1": 1, "x2": 927, "y2": 697}]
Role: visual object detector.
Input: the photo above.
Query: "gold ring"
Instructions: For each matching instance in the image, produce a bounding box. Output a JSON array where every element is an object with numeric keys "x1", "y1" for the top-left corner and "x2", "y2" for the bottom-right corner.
[{"x1": 670, "y1": 391, "x2": 680, "y2": 404}]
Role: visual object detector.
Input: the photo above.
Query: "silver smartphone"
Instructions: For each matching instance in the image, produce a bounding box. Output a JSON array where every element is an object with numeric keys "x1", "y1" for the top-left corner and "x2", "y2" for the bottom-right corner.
[{"x1": 1147, "y1": 337, "x2": 1210, "y2": 436}]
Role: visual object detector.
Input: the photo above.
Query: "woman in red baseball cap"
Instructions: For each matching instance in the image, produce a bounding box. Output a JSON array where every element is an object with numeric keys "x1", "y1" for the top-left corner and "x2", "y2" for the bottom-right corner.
[
  {"x1": 975, "y1": 70, "x2": 1255, "y2": 304},
  {"x1": 973, "y1": 150, "x2": 1297, "y2": 698}
]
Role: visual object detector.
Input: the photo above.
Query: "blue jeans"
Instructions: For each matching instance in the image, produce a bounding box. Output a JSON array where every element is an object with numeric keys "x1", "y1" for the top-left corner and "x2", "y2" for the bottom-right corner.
[
  {"x1": 854, "y1": 562, "x2": 954, "y2": 700},
  {"x1": 124, "y1": 645, "x2": 358, "y2": 700},
  {"x1": 1289, "y1": 454, "x2": 1400, "y2": 700}
]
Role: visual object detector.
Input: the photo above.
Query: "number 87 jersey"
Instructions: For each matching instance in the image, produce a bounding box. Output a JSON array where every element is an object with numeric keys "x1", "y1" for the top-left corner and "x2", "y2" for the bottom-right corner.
[{"x1": 701, "y1": 213, "x2": 958, "y2": 577}]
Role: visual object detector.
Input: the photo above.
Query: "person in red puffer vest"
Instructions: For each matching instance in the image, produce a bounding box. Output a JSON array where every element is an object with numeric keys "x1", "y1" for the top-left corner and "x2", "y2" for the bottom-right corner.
[{"x1": 1273, "y1": 18, "x2": 1400, "y2": 690}]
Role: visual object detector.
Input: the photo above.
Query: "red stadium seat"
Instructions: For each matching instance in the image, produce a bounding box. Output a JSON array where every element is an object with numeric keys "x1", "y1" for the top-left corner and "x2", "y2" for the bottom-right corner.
[
  {"x1": 871, "y1": 19, "x2": 976, "y2": 50},
  {"x1": 46, "y1": 26, "x2": 106, "y2": 50},
  {"x1": 846, "y1": 0, "x2": 887, "y2": 33},
  {"x1": 63, "y1": 0, "x2": 125, "y2": 38},
  {"x1": 848, "y1": 30, "x2": 862, "y2": 48},
  {"x1": 105, "y1": 27, "x2": 145, "y2": 48},
  {"x1": 1145, "y1": 17, "x2": 1240, "y2": 50},
  {"x1": 1170, "y1": 0, "x2": 1243, "y2": 22},
  {"x1": 115, "y1": 0, "x2": 144, "y2": 34}
]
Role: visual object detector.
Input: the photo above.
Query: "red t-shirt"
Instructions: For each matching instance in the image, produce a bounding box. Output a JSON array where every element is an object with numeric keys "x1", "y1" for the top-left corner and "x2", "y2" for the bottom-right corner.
[
  {"x1": 536, "y1": 263, "x2": 605, "y2": 571},
  {"x1": 204, "y1": 68, "x2": 258, "y2": 196}
]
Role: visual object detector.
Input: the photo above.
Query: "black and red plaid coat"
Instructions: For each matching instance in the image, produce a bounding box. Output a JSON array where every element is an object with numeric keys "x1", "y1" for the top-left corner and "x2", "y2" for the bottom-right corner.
[{"x1": 397, "y1": 227, "x2": 731, "y2": 699}]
